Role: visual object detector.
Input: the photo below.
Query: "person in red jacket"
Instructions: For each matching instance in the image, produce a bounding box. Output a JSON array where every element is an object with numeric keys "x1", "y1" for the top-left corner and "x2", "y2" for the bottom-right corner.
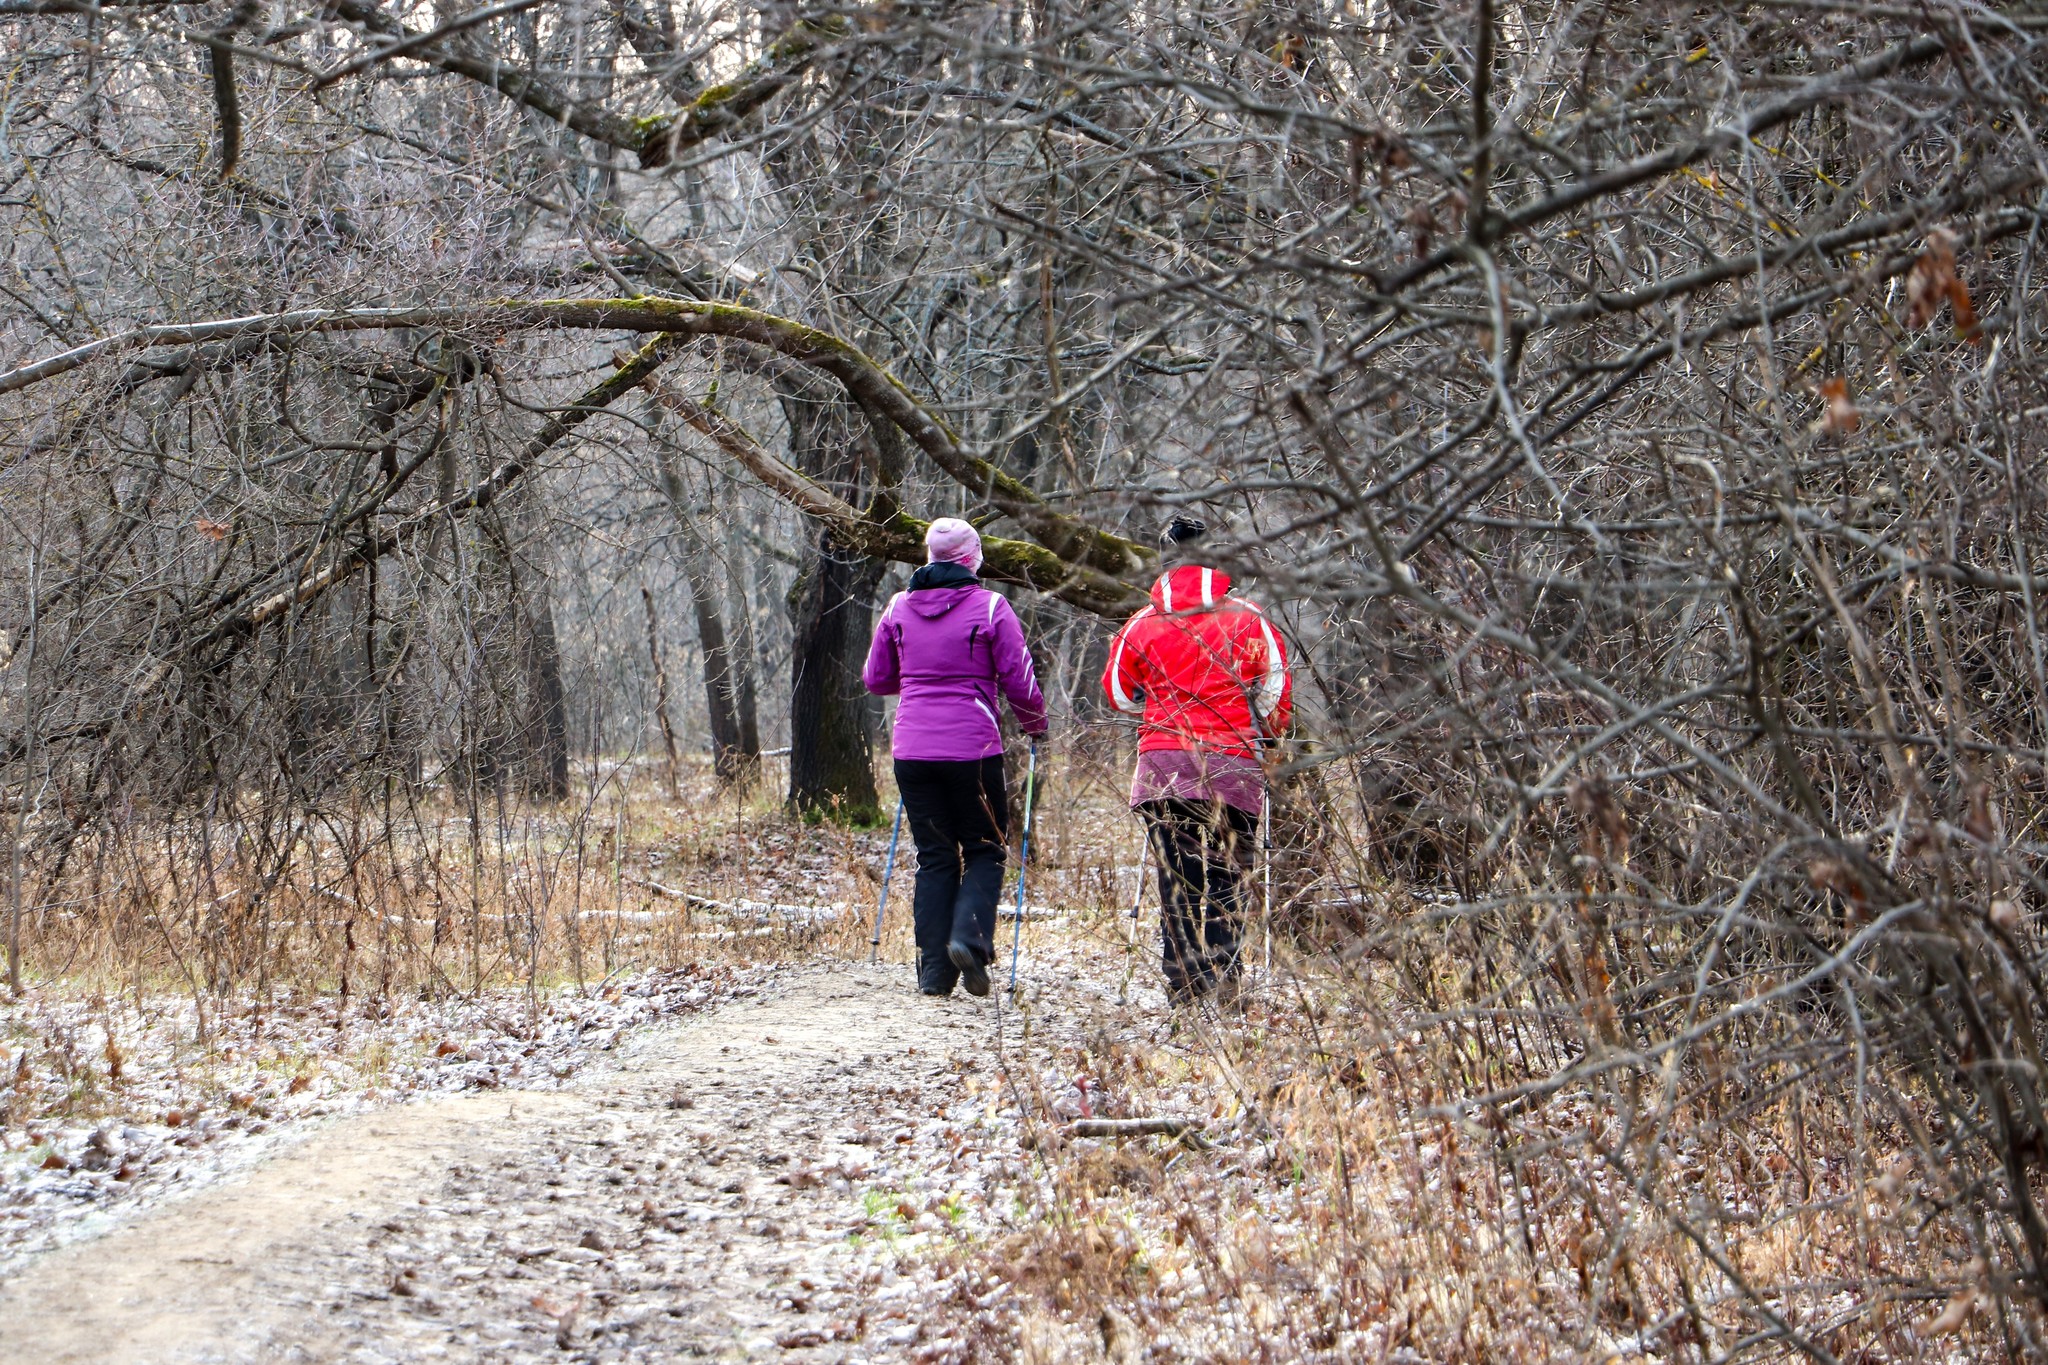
[{"x1": 1102, "y1": 517, "x2": 1291, "y2": 1002}]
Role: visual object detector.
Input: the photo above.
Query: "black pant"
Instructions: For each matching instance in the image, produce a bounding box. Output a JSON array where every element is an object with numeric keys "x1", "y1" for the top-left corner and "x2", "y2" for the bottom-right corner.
[
  {"x1": 895, "y1": 757, "x2": 1009, "y2": 992},
  {"x1": 1141, "y1": 798, "x2": 1257, "y2": 998}
]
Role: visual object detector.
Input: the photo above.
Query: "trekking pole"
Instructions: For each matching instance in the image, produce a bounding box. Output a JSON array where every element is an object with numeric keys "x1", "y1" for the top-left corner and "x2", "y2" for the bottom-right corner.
[
  {"x1": 1260, "y1": 789, "x2": 1275, "y2": 975},
  {"x1": 1129, "y1": 820, "x2": 1149, "y2": 919},
  {"x1": 1006, "y1": 739, "x2": 1040, "y2": 997},
  {"x1": 868, "y1": 798, "x2": 904, "y2": 964}
]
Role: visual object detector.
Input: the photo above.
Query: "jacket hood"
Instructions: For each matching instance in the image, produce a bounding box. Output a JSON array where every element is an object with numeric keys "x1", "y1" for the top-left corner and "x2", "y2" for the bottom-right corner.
[
  {"x1": 910, "y1": 561, "x2": 979, "y2": 591},
  {"x1": 905, "y1": 561, "x2": 983, "y2": 617},
  {"x1": 1150, "y1": 564, "x2": 1233, "y2": 614}
]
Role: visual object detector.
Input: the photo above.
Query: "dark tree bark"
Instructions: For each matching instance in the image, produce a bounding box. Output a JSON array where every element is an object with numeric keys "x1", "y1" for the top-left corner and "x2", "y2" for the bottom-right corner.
[
  {"x1": 689, "y1": 570, "x2": 750, "y2": 784},
  {"x1": 652, "y1": 435, "x2": 759, "y2": 785},
  {"x1": 519, "y1": 582, "x2": 570, "y2": 801},
  {"x1": 728, "y1": 542, "x2": 762, "y2": 761},
  {"x1": 781, "y1": 383, "x2": 882, "y2": 823},
  {"x1": 786, "y1": 536, "x2": 883, "y2": 822},
  {"x1": 472, "y1": 498, "x2": 569, "y2": 802}
]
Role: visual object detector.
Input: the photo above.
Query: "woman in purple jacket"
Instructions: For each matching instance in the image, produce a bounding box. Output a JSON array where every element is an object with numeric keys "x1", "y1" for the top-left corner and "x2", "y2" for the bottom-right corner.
[{"x1": 862, "y1": 519, "x2": 1048, "y2": 996}]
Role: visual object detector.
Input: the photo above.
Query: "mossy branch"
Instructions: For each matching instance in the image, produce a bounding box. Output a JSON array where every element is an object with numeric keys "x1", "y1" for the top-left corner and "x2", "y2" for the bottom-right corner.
[
  {"x1": 631, "y1": 16, "x2": 845, "y2": 168},
  {"x1": 640, "y1": 374, "x2": 1145, "y2": 617},
  {"x1": 322, "y1": 1, "x2": 839, "y2": 169},
  {"x1": 0, "y1": 295, "x2": 1155, "y2": 586}
]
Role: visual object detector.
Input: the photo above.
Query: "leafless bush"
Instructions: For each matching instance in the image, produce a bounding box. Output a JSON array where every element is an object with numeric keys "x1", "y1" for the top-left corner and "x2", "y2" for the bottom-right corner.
[{"x1": 6, "y1": 0, "x2": 2048, "y2": 1354}]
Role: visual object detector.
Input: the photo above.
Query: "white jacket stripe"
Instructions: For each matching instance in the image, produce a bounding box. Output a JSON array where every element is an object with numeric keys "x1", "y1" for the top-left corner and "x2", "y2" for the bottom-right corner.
[
  {"x1": 1108, "y1": 607, "x2": 1153, "y2": 714},
  {"x1": 1253, "y1": 615, "x2": 1286, "y2": 720}
]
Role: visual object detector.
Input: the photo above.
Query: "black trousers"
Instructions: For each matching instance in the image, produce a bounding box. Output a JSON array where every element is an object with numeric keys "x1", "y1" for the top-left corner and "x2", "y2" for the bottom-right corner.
[
  {"x1": 1141, "y1": 798, "x2": 1257, "y2": 998},
  {"x1": 894, "y1": 757, "x2": 1009, "y2": 992}
]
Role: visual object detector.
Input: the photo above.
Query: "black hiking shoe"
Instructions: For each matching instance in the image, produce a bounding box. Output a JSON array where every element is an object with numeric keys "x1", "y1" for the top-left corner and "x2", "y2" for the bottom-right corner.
[
  {"x1": 948, "y1": 941, "x2": 990, "y2": 997},
  {"x1": 918, "y1": 952, "x2": 957, "y2": 997}
]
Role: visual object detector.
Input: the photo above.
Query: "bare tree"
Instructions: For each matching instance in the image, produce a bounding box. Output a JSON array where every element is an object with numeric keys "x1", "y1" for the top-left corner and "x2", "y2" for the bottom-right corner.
[{"x1": 6, "y1": 0, "x2": 2048, "y2": 1350}]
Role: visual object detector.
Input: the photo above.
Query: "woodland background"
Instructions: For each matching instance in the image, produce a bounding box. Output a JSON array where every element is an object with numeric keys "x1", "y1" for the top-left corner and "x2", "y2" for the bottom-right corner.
[{"x1": 5, "y1": 0, "x2": 2048, "y2": 1358}]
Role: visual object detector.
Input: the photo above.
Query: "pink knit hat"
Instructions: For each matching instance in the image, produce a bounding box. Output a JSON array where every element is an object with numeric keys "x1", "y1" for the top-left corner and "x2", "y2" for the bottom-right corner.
[{"x1": 925, "y1": 517, "x2": 983, "y2": 573}]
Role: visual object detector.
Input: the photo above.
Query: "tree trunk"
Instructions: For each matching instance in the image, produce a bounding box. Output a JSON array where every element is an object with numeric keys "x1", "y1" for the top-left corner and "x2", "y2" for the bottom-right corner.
[
  {"x1": 652, "y1": 437, "x2": 759, "y2": 785},
  {"x1": 472, "y1": 497, "x2": 570, "y2": 802},
  {"x1": 787, "y1": 533, "x2": 883, "y2": 822},
  {"x1": 520, "y1": 584, "x2": 570, "y2": 801},
  {"x1": 689, "y1": 571, "x2": 751, "y2": 784},
  {"x1": 781, "y1": 384, "x2": 882, "y2": 822},
  {"x1": 641, "y1": 587, "x2": 683, "y2": 797},
  {"x1": 726, "y1": 520, "x2": 763, "y2": 759}
]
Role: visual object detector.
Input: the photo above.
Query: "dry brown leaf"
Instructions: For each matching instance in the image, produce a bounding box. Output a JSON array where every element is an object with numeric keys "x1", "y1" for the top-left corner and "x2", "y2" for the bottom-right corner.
[
  {"x1": 1568, "y1": 776, "x2": 1629, "y2": 861},
  {"x1": 1359, "y1": 130, "x2": 1411, "y2": 182},
  {"x1": 1963, "y1": 782, "x2": 2001, "y2": 844},
  {"x1": 777, "y1": 1328, "x2": 833, "y2": 1349},
  {"x1": 1906, "y1": 228, "x2": 1982, "y2": 340},
  {"x1": 193, "y1": 518, "x2": 231, "y2": 542},
  {"x1": 1906, "y1": 229, "x2": 1956, "y2": 327},
  {"x1": 1922, "y1": 1286, "x2": 1977, "y2": 1337},
  {"x1": 1403, "y1": 202, "x2": 1435, "y2": 258},
  {"x1": 1807, "y1": 856, "x2": 1868, "y2": 912},
  {"x1": 1818, "y1": 376, "x2": 1860, "y2": 434}
]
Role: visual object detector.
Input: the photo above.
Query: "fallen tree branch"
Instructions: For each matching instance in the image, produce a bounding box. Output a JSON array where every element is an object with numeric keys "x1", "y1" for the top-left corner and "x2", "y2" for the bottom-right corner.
[
  {"x1": 1067, "y1": 1117, "x2": 1208, "y2": 1139},
  {"x1": 0, "y1": 296, "x2": 1150, "y2": 580},
  {"x1": 0, "y1": 335, "x2": 680, "y2": 765},
  {"x1": 639, "y1": 374, "x2": 1145, "y2": 616}
]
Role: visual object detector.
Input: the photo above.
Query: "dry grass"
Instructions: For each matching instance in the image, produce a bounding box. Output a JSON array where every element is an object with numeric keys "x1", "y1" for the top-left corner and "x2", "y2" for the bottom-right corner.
[
  {"x1": 904, "y1": 768, "x2": 2033, "y2": 1364},
  {"x1": 5, "y1": 756, "x2": 2039, "y2": 1362},
  {"x1": 7, "y1": 756, "x2": 881, "y2": 1018}
]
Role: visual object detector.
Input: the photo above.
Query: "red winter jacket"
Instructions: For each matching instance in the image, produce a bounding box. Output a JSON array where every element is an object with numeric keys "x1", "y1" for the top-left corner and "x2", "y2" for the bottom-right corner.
[{"x1": 1102, "y1": 566, "x2": 1291, "y2": 757}]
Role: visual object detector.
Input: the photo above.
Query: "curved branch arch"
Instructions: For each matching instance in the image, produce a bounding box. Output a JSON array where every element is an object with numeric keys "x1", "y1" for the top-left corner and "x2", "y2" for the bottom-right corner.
[{"x1": 0, "y1": 296, "x2": 1151, "y2": 582}]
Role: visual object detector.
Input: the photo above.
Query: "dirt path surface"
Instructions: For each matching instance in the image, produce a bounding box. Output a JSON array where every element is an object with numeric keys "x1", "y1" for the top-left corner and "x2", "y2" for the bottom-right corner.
[{"x1": 0, "y1": 962, "x2": 1013, "y2": 1364}]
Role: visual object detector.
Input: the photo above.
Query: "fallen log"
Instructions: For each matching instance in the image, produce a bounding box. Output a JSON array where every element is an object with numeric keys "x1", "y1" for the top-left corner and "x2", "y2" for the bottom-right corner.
[{"x1": 1067, "y1": 1117, "x2": 1205, "y2": 1140}]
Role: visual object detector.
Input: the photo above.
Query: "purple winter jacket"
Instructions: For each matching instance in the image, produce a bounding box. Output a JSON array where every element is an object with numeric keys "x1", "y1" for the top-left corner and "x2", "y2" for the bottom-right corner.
[{"x1": 862, "y1": 566, "x2": 1049, "y2": 761}]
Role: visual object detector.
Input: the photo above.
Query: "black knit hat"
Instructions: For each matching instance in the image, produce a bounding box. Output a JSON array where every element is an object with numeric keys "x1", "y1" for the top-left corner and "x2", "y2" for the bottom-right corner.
[{"x1": 1159, "y1": 515, "x2": 1209, "y2": 551}]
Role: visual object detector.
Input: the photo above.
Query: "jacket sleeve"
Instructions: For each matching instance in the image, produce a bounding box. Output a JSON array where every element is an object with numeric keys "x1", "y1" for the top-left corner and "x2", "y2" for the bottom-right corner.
[
  {"x1": 989, "y1": 594, "x2": 1049, "y2": 736},
  {"x1": 1102, "y1": 609, "x2": 1150, "y2": 715},
  {"x1": 1244, "y1": 604, "x2": 1291, "y2": 735},
  {"x1": 861, "y1": 595, "x2": 903, "y2": 696}
]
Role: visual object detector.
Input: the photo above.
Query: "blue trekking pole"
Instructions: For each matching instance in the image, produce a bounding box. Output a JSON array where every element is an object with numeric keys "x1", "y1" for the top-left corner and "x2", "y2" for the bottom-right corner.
[
  {"x1": 868, "y1": 799, "x2": 905, "y2": 964},
  {"x1": 1006, "y1": 739, "x2": 1040, "y2": 996}
]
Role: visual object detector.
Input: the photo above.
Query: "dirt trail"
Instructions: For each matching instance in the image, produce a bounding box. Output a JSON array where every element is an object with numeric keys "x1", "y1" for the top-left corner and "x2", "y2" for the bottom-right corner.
[{"x1": 0, "y1": 962, "x2": 1005, "y2": 1364}]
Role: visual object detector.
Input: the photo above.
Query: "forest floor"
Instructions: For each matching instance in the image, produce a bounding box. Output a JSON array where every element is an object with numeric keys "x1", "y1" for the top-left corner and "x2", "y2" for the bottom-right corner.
[
  {"x1": 2, "y1": 956, "x2": 1052, "y2": 1363},
  {"x1": 0, "y1": 833, "x2": 1201, "y2": 1365},
  {"x1": 3, "y1": 783, "x2": 1985, "y2": 1362}
]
